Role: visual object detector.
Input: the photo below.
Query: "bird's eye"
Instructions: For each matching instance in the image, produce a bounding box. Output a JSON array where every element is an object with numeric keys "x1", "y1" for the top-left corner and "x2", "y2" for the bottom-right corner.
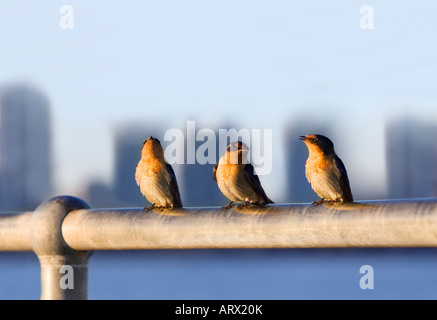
[{"x1": 312, "y1": 138, "x2": 318, "y2": 143}]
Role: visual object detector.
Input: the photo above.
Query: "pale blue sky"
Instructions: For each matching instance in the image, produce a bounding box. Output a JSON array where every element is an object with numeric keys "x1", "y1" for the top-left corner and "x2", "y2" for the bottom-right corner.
[{"x1": 1, "y1": 1, "x2": 437, "y2": 202}]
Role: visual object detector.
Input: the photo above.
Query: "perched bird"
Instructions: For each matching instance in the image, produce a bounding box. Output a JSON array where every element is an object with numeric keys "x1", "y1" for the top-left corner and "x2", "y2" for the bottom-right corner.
[
  {"x1": 135, "y1": 136, "x2": 183, "y2": 210},
  {"x1": 300, "y1": 134, "x2": 353, "y2": 205},
  {"x1": 213, "y1": 141, "x2": 273, "y2": 209}
]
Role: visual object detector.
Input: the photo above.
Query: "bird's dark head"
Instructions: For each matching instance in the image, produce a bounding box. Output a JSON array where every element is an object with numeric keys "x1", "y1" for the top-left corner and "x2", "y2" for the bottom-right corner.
[
  {"x1": 226, "y1": 141, "x2": 249, "y2": 153},
  {"x1": 142, "y1": 136, "x2": 161, "y2": 146},
  {"x1": 141, "y1": 136, "x2": 164, "y2": 159},
  {"x1": 225, "y1": 141, "x2": 249, "y2": 164},
  {"x1": 299, "y1": 134, "x2": 335, "y2": 156}
]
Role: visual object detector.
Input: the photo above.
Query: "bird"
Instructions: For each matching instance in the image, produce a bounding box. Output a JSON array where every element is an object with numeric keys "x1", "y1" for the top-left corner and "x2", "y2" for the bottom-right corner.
[
  {"x1": 135, "y1": 136, "x2": 183, "y2": 211},
  {"x1": 299, "y1": 134, "x2": 353, "y2": 206},
  {"x1": 213, "y1": 141, "x2": 273, "y2": 209}
]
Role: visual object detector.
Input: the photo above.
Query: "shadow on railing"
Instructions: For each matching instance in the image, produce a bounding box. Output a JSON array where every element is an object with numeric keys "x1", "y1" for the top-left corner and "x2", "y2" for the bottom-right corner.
[{"x1": 1, "y1": 195, "x2": 437, "y2": 299}]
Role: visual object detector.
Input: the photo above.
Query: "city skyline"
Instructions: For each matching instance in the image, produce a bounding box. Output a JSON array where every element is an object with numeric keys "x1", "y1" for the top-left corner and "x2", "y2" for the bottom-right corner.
[
  {"x1": 0, "y1": 83, "x2": 436, "y2": 211},
  {"x1": 1, "y1": 2, "x2": 437, "y2": 209},
  {"x1": 0, "y1": 84, "x2": 53, "y2": 211}
]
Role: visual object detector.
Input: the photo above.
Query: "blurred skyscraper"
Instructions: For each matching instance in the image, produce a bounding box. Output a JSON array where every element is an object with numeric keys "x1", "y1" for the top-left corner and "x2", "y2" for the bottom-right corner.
[
  {"x1": 0, "y1": 84, "x2": 52, "y2": 211},
  {"x1": 385, "y1": 117, "x2": 437, "y2": 199},
  {"x1": 283, "y1": 116, "x2": 332, "y2": 203}
]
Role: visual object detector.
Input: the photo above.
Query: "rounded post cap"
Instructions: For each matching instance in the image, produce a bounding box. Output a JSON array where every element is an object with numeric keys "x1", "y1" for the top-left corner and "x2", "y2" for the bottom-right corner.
[{"x1": 30, "y1": 195, "x2": 91, "y2": 256}]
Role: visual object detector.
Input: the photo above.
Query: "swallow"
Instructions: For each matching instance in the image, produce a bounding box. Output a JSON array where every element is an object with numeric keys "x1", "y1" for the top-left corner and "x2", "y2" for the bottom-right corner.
[
  {"x1": 135, "y1": 136, "x2": 183, "y2": 211},
  {"x1": 213, "y1": 141, "x2": 273, "y2": 209},
  {"x1": 300, "y1": 134, "x2": 353, "y2": 206}
]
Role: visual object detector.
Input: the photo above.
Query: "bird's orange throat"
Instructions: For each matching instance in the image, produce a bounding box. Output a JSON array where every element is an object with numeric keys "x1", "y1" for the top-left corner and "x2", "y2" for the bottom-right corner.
[
  {"x1": 306, "y1": 151, "x2": 333, "y2": 172},
  {"x1": 303, "y1": 140, "x2": 322, "y2": 156},
  {"x1": 224, "y1": 151, "x2": 244, "y2": 165},
  {"x1": 141, "y1": 142, "x2": 165, "y2": 162},
  {"x1": 304, "y1": 142, "x2": 332, "y2": 170},
  {"x1": 138, "y1": 157, "x2": 165, "y2": 177},
  {"x1": 219, "y1": 154, "x2": 244, "y2": 175}
]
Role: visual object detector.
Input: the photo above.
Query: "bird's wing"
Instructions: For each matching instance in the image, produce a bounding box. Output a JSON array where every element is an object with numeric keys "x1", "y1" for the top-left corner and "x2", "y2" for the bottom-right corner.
[
  {"x1": 244, "y1": 163, "x2": 274, "y2": 204},
  {"x1": 165, "y1": 163, "x2": 183, "y2": 208},
  {"x1": 213, "y1": 163, "x2": 218, "y2": 182},
  {"x1": 333, "y1": 155, "x2": 354, "y2": 202}
]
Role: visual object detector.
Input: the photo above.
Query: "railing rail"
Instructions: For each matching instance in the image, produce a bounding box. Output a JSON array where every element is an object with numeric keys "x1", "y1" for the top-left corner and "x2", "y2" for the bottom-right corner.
[{"x1": 1, "y1": 196, "x2": 437, "y2": 299}]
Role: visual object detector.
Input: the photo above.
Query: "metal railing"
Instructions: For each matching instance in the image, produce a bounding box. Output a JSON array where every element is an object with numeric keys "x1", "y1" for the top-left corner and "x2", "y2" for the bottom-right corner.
[{"x1": 1, "y1": 195, "x2": 437, "y2": 299}]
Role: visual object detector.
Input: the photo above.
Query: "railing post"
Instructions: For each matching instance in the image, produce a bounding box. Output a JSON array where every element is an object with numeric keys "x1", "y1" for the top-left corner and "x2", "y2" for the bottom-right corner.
[{"x1": 30, "y1": 196, "x2": 93, "y2": 300}]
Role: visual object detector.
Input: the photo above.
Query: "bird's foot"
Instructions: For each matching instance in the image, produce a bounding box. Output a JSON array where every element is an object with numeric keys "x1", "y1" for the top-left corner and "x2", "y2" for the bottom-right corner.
[
  {"x1": 237, "y1": 201, "x2": 252, "y2": 209},
  {"x1": 143, "y1": 203, "x2": 156, "y2": 212},
  {"x1": 155, "y1": 205, "x2": 171, "y2": 210},
  {"x1": 144, "y1": 204, "x2": 173, "y2": 212},
  {"x1": 222, "y1": 201, "x2": 235, "y2": 210},
  {"x1": 326, "y1": 198, "x2": 343, "y2": 205},
  {"x1": 312, "y1": 198, "x2": 326, "y2": 207}
]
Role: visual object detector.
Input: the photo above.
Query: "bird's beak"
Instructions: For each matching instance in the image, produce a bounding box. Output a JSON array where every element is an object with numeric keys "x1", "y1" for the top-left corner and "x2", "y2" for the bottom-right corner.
[
  {"x1": 143, "y1": 136, "x2": 156, "y2": 147},
  {"x1": 237, "y1": 145, "x2": 249, "y2": 152},
  {"x1": 299, "y1": 136, "x2": 307, "y2": 141},
  {"x1": 235, "y1": 142, "x2": 248, "y2": 152}
]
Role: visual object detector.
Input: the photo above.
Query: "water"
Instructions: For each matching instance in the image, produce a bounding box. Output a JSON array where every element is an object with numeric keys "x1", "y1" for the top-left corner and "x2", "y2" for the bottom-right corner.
[{"x1": 1, "y1": 248, "x2": 436, "y2": 300}]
